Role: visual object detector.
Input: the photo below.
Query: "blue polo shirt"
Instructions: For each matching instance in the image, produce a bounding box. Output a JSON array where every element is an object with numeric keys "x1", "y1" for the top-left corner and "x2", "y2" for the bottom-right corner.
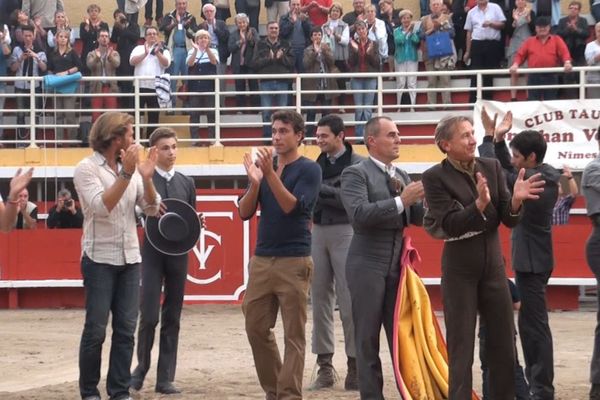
[{"x1": 255, "y1": 156, "x2": 322, "y2": 257}]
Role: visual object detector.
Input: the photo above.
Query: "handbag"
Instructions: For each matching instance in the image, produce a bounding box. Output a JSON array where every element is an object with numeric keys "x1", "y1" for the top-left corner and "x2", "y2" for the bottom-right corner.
[{"x1": 426, "y1": 31, "x2": 453, "y2": 59}]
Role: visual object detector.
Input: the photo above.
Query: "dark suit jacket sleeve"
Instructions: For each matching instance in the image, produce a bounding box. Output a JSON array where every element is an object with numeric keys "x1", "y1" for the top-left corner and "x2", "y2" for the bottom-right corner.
[
  {"x1": 398, "y1": 169, "x2": 424, "y2": 226},
  {"x1": 318, "y1": 182, "x2": 344, "y2": 209},
  {"x1": 494, "y1": 140, "x2": 518, "y2": 189},
  {"x1": 422, "y1": 167, "x2": 487, "y2": 238},
  {"x1": 341, "y1": 166, "x2": 404, "y2": 229},
  {"x1": 187, "y1": 176, "x2": 196, "y2": 209},
  {"x1": 477, "y1": 136, "x2": 495, "y2": 158},
  {"x1": 493, "y1": 157, "x2": 522, "y2": 228}
]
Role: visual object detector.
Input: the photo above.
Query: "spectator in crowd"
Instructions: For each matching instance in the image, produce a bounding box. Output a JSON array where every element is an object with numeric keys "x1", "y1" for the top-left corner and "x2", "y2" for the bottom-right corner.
[
  {"x1": 593, "y1": 0, "x2": 600, "y2": 23},
  {"x1": 553, "y1": 165, "x2": 579, "y2": 225},
  {"x1": 11, "y1": 10, "x2": 46, "y2": 50},
  {"x1": 14, "y1": 188, "x2": 37, "y2": 230},
  {"x1": 0, "y1": 168, "x2": 34, "y2": 233},
  {"x1": 378, "y1": 0, "x2": 399, "y2": 72},
  {"x1": 130, "y1": 128, "x2": 198, "y2": 395},
  {"x1": 187, "y1": 29, "x2": 218, "y2": 144},
  {"x1": 9, "y1": 24, "x2": 47, "y2": 148},
  {"x1": 0, "y1": 0, "x2": 20, "y2": 27},
  {"x1": 342, "y1": 0, "x2": 365, "y2": 37},
  {"x1": 22, "y1": 0, "x2": 63, "y2": 29},
  {"x1": 0, "y1": 26, "x2": 9, "y2": 147},
  {"x1": 111, "y1": 9, "x2": 140, "y2": 111},
  {"x1": 87, "y1": 28, "x2": 120, "y2": 123},
  {"x1": 348, "y1": 20, "x2": 379, "y2": 138},
  {"x1": 74, "y1": 112, "x2": 160, "y2": 400},
  {"x1": 235, "y1": 0, "x2": 260, "y2": 30},
  {"x1": 280, "y1": 0, "x2": 313, "y2": 72},
  {"x1": 340, "y1": 116, "x2": 424, "y2": 399},
  {"x1": 582, "y1": 126, "x2": 600, "y2": 400},
  {"x1": 212, "y1": 0, "x2": 232, "y2": 22},
  {"x1": 321, "y1": 3, "x2": 350, "y2": 112},
  {"x1": 556, "y1": 0, "x2": 588, "y2": 98},
  {"x1": 47, "y1": 188, "x2": 84, "y2": 229},
  {"x1": 160, "y1": 0, "x2": 198, "y2": 93},
  {"x1": 228, "y1": 13, "x2": 259, "y2": 110},
  {"x1": 480, "y1": 108, "x2": 560, "y2": 400},
  {"x1": 130, "y1": 26, "x2": 172, "y2": 139},
  {"x1": 198, "y1": 3, "x2": 230, "y2": 107},
  {"x1": 125, "y1": 0, "x2": 146, "y2": 23},
  {"x1": 464, "y1": 0, "x2": 506, "y2": 102},
  {"x1": 393, "y1": 9, "x2": 420, "y2": 109},
  {"x1": 421, "y1": 0, "x2": 455, "y2": 106},
  {"x1": 301, "y1": 0, "x2": 332, "y2": 27},
  {"x1": 266, "y1": 0, "x2": 290, "y2": 26},
  {"x1": 47, "y1": 10, "x2": 75, "y2": 49},
  {"x1": 451, "y1": 0, "x2": 471, "y2": 66},
  {"x1": 47, "y1": 28, "x2": 83, "y2": 145},
  {"x1": 510, "y1": 16, "x2": 572, "y2": 101},
  {"x1": 145, "y1": 0, "x2": 163, "y2": 27},
  {"x1": 310, "y1": 115, "x2": 362, "y2": 391},
  {"x1": 586, "y1": 22, "x2": 600, "y2": 98},
  {"x1": 79, "y1": 4, "x2": 110, "y2": 75},
  {"x1": 507, "y1": 0, "x2": 534, "y2": 101},
  {"x1": 252, "y1": 21, "x2": 294, "y2": 137},
  {"x1": 303, "y1": 26, "x2": 337, "y2": 137},
  {"x1": 532, "y1": 0, "x2": 560, "y2": 27},
  {"x1": 239, "y1": 110, "x2": 321, "y2": 400},
  {"x1": 363, "y1": 4, "x2": 387, "y2": 63}
]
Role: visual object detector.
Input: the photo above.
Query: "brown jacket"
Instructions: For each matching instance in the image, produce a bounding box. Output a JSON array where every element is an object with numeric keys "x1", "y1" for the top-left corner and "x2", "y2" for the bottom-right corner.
[
  {"x1": 86, "y1": 49, "x2": 121, "y2": 92},
  {"x1": 302, "y1": 44, "x2": 338, "y2": 102}
]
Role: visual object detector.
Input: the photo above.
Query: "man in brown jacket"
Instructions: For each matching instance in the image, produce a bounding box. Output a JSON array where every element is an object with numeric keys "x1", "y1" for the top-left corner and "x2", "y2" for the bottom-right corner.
[
  {"x1": 422, "y1": 115, "x2": 544, "y2": 399},
  {"x1": 86, "y1": 28, "x2": 120, "y2": 123}
]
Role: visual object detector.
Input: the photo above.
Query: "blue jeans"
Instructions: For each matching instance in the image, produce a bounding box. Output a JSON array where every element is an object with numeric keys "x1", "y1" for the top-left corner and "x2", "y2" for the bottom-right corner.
[
  {"x1": 260, "y1": 80, "x2": 289, "y2": 137},
  {"x1": 79, "y1": 256, "x2": 140, "y2": 400},
  {"x1": 170, "y1": 47, "x2": 188, "y2": 93},
  {"x1": 351, "y1": 78, "x2": 377, "y2": 139},
  {"x1": 527, "y1": 73, "x2": 559, "y2": 101}
]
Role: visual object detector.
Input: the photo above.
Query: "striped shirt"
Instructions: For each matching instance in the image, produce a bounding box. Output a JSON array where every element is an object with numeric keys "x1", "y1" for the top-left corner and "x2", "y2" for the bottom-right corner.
[{"x1": 552, "y1": 194, "x2": 575, "y2": 225}]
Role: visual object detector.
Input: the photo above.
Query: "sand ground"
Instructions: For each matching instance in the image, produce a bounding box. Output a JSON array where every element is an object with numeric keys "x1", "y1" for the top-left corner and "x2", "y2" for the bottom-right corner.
[{"x1": 0, "y1": 304, "x2": 595, "y2": 399}]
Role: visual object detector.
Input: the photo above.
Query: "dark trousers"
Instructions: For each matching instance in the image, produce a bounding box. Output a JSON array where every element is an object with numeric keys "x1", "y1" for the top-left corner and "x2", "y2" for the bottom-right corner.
[
  {"x1": 117, "y1": 80, "x2": 135, "y2": 113},
  {"x1": 527, "y1": 74, "x2": 559, "y2": 101},
  {"x1": 346, "y1": 253, "x2": 401, "y2": 399},
  {"x1": 234, "y1": 65, "x2": 259, "y2": 108},
  {"x1": 304, "y1": 94, "x2": 331, "y2": 137},
  {"x1": 139, "y1": 88, "x2": 160, "y2": 139},
  {"x1": 235, "y1": 0, "x2": 260, "y2": 30},
  {"x1": 469, "y1": 39, "x2": 503, "y2": 103},
  {"x1": 479, "y1": 324, "x2": 530, "y2": 400},
  {"x1": 132, "y1": 244, "x2": 188, "y2": 385},
  {"x1": 189, "y1": 90, "x2": 216, "y2": 140},
  {"x1": 516, "y1": 270, "x2": 554, "y2": 400},
  {"x1": 334, "y1": 60, "x2": 349, "y2": 107},
  {"x1": 442, "y1": 241, "x2": 516, "y2": 400},
  {"x1": 15, "y1": 87, "x2": 42, "y2": 147},
  {"x1": 79, "y1": 256, "x2": 140, "y2": 400},
  {"x1": 587, "y1": 226, "x2": 600, "y2": 384},
  {"x1": 145, "y1": 0, "x2": 163, "y2": 20}
]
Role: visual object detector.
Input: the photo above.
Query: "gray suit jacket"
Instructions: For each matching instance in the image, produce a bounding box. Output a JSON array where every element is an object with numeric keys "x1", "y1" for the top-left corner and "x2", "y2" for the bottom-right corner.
[{"x1": 341, "y1": 158, "x2": 424, "y2": 272}]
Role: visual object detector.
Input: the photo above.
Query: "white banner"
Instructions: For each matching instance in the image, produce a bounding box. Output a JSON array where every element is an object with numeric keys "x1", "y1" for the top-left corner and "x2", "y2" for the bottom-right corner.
[{"x1": 473, "y1": 100, "x2": 600, "y2": 170}]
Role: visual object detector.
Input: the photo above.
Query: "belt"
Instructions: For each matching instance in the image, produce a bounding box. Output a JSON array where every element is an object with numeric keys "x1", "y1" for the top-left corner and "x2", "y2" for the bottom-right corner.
[
  {"x1": 591, "y1": 214, "x2": 600, "y2": 227},
  {"x1": 174, "y1": 45, "x2": 186, "y2": 48}
]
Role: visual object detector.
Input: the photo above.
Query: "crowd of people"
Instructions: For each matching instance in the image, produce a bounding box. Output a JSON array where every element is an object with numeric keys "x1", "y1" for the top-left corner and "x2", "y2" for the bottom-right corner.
[{"x1": 0, "y1": 0, "x2": 600, "y2": 146}]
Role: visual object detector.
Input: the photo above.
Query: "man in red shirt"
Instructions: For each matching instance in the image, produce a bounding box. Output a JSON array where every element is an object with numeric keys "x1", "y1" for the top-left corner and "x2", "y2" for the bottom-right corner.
[
  {"x1": 509, "y1": 15, "x2": 572, "y2": 100},
  {"x1": 301, "y1": 0, "x2": 332, "y2": 27}
]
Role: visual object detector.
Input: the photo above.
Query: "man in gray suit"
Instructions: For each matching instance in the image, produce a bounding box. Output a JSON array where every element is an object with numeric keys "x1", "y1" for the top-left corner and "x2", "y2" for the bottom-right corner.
[
  {"x1": 340, "y1": 116, "x2": 425, "y2": 399},
  {"x1": 480, "y1": 109, "x2": 560, "y2": 400},
  {"x1": 310, "y1": 115, "x2": 364, "y2": 391}
]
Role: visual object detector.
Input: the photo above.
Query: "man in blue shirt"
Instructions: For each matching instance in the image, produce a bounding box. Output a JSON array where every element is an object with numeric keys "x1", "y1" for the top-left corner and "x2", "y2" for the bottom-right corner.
[{"x1": 239, "y1": 110, "x2": 321, "y2": 400}]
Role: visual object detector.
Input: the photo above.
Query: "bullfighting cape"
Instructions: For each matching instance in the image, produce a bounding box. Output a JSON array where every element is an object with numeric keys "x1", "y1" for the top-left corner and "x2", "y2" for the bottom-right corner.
[{"x1": 393, "y1": 236, "x2": 479, "y2": 400}]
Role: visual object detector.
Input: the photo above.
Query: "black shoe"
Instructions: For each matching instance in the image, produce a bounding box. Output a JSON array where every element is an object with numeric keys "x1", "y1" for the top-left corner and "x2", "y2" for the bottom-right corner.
[
  {"x1": 156, "y1": 382, "x2": 182, "y2": 394},
  {"x1": 344, "y1": 356, "x2": 358, "y2": 391},
  {"x1": 311, "y1": 365, "x2": 335, "y2": 390},
  {"x1": 130, "y1": 374, "x2": 143, "y2": 391}
]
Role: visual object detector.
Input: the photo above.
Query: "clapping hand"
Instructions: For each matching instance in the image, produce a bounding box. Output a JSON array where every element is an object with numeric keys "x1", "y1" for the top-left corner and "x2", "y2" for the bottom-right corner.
[{"x1": 513, "y1": 168, "x2": 545, "y2": 204}]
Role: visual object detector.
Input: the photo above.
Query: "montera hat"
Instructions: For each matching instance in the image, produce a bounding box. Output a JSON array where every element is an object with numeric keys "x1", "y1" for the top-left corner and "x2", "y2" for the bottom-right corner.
[{"x1": 145, "y1": 198, "x2": 201, "y2": 256}]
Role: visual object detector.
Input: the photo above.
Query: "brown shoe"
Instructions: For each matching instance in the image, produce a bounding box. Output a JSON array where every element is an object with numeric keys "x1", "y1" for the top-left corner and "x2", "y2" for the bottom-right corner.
[{"x1": 344, "y1": 357, "x2": 358, "y2": 391}]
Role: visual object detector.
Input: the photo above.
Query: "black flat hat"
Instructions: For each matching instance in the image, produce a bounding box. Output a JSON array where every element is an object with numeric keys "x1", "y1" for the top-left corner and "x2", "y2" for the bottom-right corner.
[{"x1": 145, "y1": 198, "x2": 201, "y2": 256}]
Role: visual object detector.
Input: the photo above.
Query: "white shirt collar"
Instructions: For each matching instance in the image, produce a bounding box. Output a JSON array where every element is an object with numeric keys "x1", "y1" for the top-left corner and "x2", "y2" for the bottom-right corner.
[
  {"x1": 155, "y1": 166, "x2": 175, "y2": 181},
  {"x1": 369, "y1": 156, "x2": 395, "y2": 177}
]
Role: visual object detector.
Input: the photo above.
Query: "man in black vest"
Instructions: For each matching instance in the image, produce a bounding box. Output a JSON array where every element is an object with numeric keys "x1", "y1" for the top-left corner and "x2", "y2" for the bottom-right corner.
[{"x1": 130, "y1": 127, "x2": 198, "y2": 395}]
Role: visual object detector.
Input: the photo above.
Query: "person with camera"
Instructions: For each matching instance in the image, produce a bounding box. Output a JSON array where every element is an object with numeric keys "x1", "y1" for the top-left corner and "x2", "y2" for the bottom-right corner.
[
  {"x1": 87, "y1": 28, "x2": 120, "y2": 123},
  {"x1": 159, "y1": 0, "x2": 198, "y2": 93},
  {"x1": 130, "y1": 26, "x2": 171, "y2": 139},
  {"x1": 47, "y1": 188, "x2": 83, "y2": 229}
]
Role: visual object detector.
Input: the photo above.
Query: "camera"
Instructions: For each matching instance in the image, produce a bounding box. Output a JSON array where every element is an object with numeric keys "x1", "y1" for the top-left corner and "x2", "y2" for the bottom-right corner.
[
  {"x1": 150, "y1": 42, "x2": 165, "y2": 55},
  {"x1": 65, "y1": 199, "x2": 73, "y2": 207}
]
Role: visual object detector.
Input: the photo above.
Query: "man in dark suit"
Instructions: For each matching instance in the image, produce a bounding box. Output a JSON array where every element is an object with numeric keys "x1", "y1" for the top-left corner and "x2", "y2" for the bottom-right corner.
[
  {"x1": 422, "y1": 115, "x2": 544, "y2": 399},
  {"x1": 340, "y1": 116, "x2": 425, "y2": 399},
  {"x1": 479, "y1": 109, "x2": 560, "y2": 400},
  {"x1": 131, "y1": 127, "x2": 198, "y2": 395}
]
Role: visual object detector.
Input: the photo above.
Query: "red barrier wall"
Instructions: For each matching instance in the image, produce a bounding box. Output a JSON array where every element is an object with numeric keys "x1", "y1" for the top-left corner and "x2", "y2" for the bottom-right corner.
[{"x1": 0, "y1": 191, "x2": 594, "y2": 309}]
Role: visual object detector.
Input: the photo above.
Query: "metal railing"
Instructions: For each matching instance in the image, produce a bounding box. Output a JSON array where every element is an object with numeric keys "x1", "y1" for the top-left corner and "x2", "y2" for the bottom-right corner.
[{"x1": 0, "y1": 65, "x2": 598, "y2": 148}]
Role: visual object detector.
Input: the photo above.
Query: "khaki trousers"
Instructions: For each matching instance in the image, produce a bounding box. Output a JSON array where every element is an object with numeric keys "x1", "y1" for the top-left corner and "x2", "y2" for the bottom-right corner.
[{"x1": 242, "y1": 255, "x2": 313, "y2": 400}]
